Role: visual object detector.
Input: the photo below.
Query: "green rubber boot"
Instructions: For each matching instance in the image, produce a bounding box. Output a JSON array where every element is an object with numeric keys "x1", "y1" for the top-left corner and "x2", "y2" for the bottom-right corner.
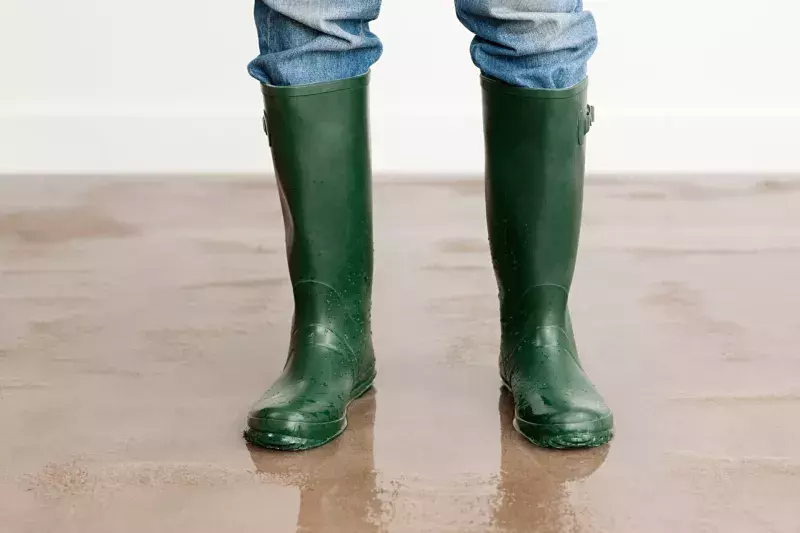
[
  {"x1": 244, "y1": 73, "x2": 376, "y2": 451},
  {"x1": 482, "y1": 76, "x2": 614, "y2": 449}
]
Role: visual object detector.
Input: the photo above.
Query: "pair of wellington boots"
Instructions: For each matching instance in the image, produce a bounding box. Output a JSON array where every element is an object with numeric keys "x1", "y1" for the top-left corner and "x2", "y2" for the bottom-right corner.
[{"x1": 244, "y1": 73, "x2": 613, "y2": 451}]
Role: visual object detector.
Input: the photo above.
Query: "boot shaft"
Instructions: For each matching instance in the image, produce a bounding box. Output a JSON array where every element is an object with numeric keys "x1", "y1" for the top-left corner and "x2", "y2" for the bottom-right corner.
[
  {"x1": 481, "y1": 77, "x2": 593, "y2": 325},
  {"x1": 262, "y1": 74, "x2": 374, "y2": 331}
]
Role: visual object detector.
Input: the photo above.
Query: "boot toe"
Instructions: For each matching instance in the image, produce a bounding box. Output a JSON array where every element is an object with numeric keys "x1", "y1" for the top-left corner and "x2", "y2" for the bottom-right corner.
[
  {"x1": 514, "y1": 389, "x2": 614, "y2": 449},
  {"x1": 245, "y1": 398, "x2": 347, "y2": 451}
]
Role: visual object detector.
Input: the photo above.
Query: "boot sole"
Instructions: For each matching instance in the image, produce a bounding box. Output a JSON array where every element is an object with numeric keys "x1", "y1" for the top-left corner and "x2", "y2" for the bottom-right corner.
[
  {"x1": 243, "y1": 373, "x2": 376, "y2": 452},
  {"x1": 502, "y1": 380, "x2": 614, "y2": 450}
]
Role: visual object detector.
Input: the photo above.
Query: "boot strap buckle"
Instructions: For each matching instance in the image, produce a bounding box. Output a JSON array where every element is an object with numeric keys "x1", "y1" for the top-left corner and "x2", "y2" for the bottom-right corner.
[{"x1": 578, "y1": 104, "x2": 594, "y2": 145}]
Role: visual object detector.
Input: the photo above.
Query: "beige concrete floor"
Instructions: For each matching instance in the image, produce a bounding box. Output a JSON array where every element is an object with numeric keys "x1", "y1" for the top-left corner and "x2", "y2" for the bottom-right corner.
[{"x1": 0, "y1": 176, "x2": 799, "y2": 533}]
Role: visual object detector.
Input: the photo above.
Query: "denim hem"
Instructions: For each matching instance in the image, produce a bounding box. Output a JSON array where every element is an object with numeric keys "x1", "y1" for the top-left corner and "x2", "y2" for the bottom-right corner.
[{"x1": 262, "y1": 71, "x2": 371, "y2": 98}]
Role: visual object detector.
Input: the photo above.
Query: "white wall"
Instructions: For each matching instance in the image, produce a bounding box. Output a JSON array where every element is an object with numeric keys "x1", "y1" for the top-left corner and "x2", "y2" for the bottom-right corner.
[{"x1": 1, "y1": 0, "x2": 799, "y2": 176}]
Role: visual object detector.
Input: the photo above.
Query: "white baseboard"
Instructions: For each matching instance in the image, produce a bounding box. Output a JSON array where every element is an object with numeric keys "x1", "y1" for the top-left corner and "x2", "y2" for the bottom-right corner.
[{"x1": 1, "y1": 112, "x2": 799, "y2": 176}]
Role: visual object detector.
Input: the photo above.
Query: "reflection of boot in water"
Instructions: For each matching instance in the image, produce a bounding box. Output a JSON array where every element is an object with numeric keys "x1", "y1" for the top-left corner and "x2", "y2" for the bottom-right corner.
[
  {"x1": 248, "y1": 390, "x2": 380, "y2": 533},
  {"x1": 494, "y1": 389, "x2": 609, "y2": 533}
]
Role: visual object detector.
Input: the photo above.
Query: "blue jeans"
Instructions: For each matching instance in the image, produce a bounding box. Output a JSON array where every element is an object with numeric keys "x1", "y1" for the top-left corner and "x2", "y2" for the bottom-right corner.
[{"x1": 248, "y1": 0, "x2": 597, "y2": 90}]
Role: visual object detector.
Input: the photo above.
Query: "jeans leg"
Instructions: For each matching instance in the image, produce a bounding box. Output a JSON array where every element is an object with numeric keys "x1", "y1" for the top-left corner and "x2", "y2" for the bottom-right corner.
[
  {"x1": 248, "y1": 0, "x2": 383, "y2": 86},
  {"x1": 455, "y1": 0, "x2": 597, "y2": 89}
]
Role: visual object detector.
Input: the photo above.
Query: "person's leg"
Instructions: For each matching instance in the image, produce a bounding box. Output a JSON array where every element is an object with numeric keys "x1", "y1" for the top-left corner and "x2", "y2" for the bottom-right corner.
[
  {"x1": 244, "y1": 1, "x2": 381, "y2": 451},
  {"x1": 248, "y1": 0, "x2": 383, "y2": 86},
  {"x1": 455, "y1": 0, "x2": 597, "y2": 89},
  {"x1": 459, "y1": 0, "x2": 614, "y2": 449}
]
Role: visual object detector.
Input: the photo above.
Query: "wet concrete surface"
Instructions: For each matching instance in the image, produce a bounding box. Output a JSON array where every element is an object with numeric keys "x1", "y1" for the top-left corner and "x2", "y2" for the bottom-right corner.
[{"x1": 0, "y1": 176, "x2": 799, "y2": 532}]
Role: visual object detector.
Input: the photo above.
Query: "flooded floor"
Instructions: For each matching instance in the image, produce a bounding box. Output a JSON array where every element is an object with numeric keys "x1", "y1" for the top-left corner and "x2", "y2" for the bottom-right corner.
[{"x1": 1, "y1": 176, "x2": 799, "y2": 532}]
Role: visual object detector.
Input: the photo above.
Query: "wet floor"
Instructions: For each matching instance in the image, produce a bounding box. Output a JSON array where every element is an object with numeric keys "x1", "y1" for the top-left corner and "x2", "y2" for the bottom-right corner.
[{"x1": 1, "y1": 176, "x2": 799, "y2": 532}]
